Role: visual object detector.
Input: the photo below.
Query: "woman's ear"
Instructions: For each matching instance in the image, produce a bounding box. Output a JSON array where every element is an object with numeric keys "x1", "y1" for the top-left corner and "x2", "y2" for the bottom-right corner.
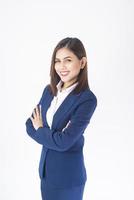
[{"x1": 80, "y1": 57, "x2": 87, "y2": 69}]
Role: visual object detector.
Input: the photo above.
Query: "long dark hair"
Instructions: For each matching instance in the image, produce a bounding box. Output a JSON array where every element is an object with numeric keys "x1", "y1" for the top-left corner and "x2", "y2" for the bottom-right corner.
[{"x1": 48, "y1": 37, "x2": 90, "y2": 96}]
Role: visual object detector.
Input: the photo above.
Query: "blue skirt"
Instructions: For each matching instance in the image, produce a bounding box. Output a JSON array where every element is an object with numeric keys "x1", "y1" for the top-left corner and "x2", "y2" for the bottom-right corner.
[{"x1": 40, "y1": 177, "x2": 85, "y2": 200}]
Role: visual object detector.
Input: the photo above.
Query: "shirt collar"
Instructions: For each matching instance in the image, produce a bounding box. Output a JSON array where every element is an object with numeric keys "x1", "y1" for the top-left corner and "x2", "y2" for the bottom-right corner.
[{"x1": 56, "y1": 80, "x2": 78, "y2": 93}]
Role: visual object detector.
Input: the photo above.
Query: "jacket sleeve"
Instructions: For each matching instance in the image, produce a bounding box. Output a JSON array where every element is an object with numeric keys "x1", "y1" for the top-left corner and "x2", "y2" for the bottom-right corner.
[{"x1": 25, "y1": 95, "x2": 97, "y2": 151}]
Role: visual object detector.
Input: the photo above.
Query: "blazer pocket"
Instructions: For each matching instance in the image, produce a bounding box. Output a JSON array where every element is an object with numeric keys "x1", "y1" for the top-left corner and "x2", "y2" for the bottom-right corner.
[{"x1": 62, "y1": 120, "x2": 71, "y2": 132}]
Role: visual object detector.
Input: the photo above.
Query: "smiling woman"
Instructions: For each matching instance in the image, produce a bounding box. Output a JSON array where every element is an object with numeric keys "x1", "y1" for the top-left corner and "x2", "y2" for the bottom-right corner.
[
  {"x1": 25, "y1": 37, "x2": 97, "y2": 200},
  {"x1": 54, "y1": 47, "x2": 87, "y2": 89}
]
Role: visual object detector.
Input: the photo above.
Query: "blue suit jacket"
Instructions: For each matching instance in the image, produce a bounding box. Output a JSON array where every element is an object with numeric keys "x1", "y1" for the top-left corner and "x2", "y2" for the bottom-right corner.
[{"x1": 25, "y1": 84, "x2": 97, "y2": 188}]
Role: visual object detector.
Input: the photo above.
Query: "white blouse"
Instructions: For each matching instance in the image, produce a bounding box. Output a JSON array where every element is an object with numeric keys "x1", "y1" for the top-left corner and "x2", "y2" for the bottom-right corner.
[{"x1": 46, "y1": 80, "x2": 78, "y2": 129}]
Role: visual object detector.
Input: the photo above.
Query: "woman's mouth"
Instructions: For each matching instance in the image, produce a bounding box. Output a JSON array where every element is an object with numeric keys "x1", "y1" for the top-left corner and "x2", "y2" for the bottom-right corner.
[{"x1": 60, "y1": 71, "x2": 70, "y2": 76}]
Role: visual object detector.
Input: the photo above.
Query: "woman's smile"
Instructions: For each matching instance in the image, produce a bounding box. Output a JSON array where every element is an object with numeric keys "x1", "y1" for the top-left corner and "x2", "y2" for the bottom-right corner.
[{"x1": 60, "y1": 71, "x2": 70, "y2": 76}]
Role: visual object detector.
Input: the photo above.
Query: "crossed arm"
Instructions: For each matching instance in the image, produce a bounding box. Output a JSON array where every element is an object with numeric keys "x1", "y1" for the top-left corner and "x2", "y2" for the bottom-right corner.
[{"x1": 25, "y1": 96, "x2": 97, "y2": 152}]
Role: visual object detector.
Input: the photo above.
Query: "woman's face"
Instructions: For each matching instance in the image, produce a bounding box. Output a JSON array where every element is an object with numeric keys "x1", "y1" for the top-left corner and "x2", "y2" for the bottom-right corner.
[{"x1": 54, "y1": 47, "x2": 86, "y2": 87}]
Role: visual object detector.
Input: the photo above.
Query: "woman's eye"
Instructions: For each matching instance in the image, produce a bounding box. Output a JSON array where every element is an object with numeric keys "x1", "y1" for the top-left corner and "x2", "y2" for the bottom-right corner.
[{"x1": 54, "y1": 59, "x2": 71, "y2": 63}]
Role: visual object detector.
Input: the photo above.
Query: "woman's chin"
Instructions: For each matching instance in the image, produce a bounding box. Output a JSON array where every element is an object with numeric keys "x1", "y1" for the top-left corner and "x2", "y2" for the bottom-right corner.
[{"x1": 60, "y1": 76, "x2": 70, "y2": 82}]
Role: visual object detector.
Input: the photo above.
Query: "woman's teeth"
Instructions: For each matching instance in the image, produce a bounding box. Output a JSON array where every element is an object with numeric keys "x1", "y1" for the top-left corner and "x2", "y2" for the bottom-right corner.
[{"x1": 60, "y1": 71, "x2": 70, "y2": 76}]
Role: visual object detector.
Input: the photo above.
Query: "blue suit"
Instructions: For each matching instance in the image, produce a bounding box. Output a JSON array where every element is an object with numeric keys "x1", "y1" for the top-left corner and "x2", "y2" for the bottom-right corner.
[{"x1": 25, "y1": 84, "x2": 97, "y2": 199}]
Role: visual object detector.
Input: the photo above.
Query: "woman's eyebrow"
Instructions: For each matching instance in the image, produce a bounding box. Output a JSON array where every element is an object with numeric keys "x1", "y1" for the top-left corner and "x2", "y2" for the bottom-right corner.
[{"x1": 55, "y1": 56, "x2": 72, "y2": 60}]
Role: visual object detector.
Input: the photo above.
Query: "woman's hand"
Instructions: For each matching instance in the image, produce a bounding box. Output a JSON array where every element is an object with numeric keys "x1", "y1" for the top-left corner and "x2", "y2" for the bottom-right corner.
[{"x1": 30, "y1": 105, "x2": 43, "y2": 130}]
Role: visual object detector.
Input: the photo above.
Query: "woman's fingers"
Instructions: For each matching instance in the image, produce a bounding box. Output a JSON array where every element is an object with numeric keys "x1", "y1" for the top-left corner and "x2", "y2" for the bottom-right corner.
[
  {"x1": 33, "y1": 108, "x2": 36, "y2": 118},
  {"x1": 39, "y1": 105, "x2": 42, "y2": 119},
  {"x1": 35, "y1": 105, "x2": 40, "y2": 118},
  {"x1": 32, "y1": 105, "x2": 42, "y2": 121},
  {"x1": 30, "y1": 115, "x2": 34, "y2": 122},
  {"x1": 30, "y1": 105, "x2": 43, "y2": 129},
  {"x1": 33, "y1": 105, "x2": 42, "y2": 119}
]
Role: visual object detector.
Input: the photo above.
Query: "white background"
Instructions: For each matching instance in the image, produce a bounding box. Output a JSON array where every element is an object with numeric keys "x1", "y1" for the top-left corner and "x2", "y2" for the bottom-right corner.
[{"x1": 1, "y1": 0, "x2": 134, "y2": 199}]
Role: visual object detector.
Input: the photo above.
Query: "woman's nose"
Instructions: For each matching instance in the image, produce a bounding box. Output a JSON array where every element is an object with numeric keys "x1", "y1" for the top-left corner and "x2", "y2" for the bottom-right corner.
[{"x1": 60, "y1": 62, "x2": 67, "y2": 69}]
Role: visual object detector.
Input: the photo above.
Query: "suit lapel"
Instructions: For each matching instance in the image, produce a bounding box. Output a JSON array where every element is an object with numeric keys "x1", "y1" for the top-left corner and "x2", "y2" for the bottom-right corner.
[
  {"x1": 51, "y1": 92, "x2": 81, "y2": 130},
  {"x1": 43, "y1": 89, "x2": 82, "y2": 130}
]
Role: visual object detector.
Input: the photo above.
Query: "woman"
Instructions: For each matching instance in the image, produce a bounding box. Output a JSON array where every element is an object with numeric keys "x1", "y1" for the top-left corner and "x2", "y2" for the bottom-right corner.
[{"x1": 25, "y1": 37, "x2": 97, "y2": 200}]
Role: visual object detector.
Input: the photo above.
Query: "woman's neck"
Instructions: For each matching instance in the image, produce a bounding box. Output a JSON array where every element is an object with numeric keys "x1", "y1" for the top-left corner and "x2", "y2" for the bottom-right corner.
[{"x1": 61, "y1": 80, "x2": 78, "y2": 90}]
